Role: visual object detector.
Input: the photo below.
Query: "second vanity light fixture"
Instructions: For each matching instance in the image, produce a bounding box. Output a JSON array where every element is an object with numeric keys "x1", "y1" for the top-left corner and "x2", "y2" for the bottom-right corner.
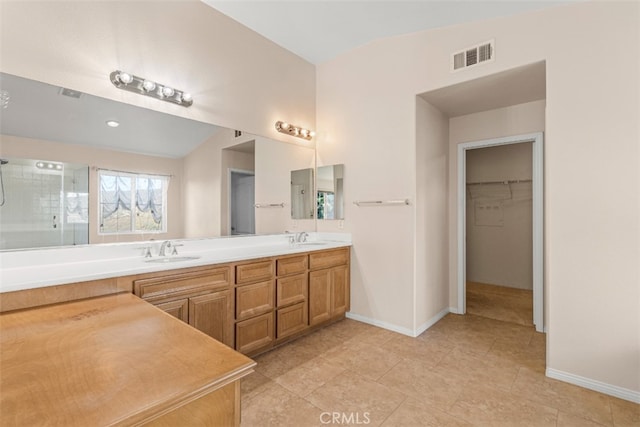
[
  {"x1": 110, "y1": 71, "x2": 193, "y2": 107},
  {"x1": 275, "y1": 121, "x2": 315, "y2": 140}
]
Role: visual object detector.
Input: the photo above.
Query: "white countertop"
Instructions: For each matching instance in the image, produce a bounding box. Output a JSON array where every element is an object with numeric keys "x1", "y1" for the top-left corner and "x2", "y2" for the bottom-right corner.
[{"x1": 0, "y1": 233, "x2": 351, "y2": 293}]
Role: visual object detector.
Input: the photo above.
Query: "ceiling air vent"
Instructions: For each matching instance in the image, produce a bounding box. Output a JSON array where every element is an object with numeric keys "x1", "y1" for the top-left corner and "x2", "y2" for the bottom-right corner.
[
  {"x1": 58, "y1": 87, "x2": 82, "y2": 99},
  {"x1": 451, "y1": 40, "x2": 494, "y2": 72}
]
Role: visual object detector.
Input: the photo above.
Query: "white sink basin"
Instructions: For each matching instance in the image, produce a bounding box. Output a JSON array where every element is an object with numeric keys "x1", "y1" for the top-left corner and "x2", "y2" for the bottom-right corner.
[
  {"x1": 146, "y1": 256, "x2": 201, "y2": 263},
  {"x1": 297, "y1": 242, "x2": 328, "y2": 246}
]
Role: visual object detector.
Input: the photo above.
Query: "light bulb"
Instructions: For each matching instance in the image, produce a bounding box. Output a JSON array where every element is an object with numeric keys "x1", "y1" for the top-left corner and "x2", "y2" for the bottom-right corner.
[
  {"x1": 300, "y1": 129, "x2": 309, "y2": 137},
  {"x1": 106, "y1": 120, "x2": 120, "y2": 128},
  {"x1": 55, "y1": 164, "x2": 62, "y2": 170},
  {"x1": 161, "y1": 86, "x2": 175, "y2": 97},
  {"x1": 309, "y1": 131, "x2": 316, "y2": 138},
  {"x1": 47, "y1": 164, "x2": 53, "y2": 169},
  {"x1": 117, "y1": 72, "x2": 133, "y2": 84},
  {"x1": 142, "y1": 80, "x2": 156, "y2": 92},
  {"x1": 182, "y1": 93, "x2": 193, "y2": 102},
  {"x1": 36, "y1": 162, "x2": 44, "y2": 168},
  {"x1": 280, "y1": 122, "x2": 290, "y2": 130}
]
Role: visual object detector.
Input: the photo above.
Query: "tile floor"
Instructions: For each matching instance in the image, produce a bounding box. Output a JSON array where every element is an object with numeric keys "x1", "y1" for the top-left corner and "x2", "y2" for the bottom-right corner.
[
  {"x1": 241, "y1": 316, "x2": 638, "y2": 427},
  {"x1": 466, "y1": 281, "x2": 533, "y2": 327}
]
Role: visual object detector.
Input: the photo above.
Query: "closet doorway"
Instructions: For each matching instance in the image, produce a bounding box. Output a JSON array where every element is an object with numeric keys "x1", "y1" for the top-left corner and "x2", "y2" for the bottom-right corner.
[
  {"x1": 457, "y1": 132, "x2": 544, "y2": 332},
  {"x1": 229, "y1": 169, "x2": 255, "y2": 235}
]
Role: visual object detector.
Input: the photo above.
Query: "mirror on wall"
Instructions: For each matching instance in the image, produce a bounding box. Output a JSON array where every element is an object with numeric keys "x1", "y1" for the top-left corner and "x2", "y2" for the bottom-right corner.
[
  {"x1": 290, "y1": 168, "x2": 314, "y2": 220},
  {"x1": 316, "y1": 164, "x2": 344, "y2": 220},
  {"x1": 0, "y1": 72, "x2": 316, "y2": 250}
]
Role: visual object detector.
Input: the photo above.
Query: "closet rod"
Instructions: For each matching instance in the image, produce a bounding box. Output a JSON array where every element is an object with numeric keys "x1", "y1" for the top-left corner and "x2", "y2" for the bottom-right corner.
[{"x1": 466, "y1": 179, "x2": 532, "y2": 186}]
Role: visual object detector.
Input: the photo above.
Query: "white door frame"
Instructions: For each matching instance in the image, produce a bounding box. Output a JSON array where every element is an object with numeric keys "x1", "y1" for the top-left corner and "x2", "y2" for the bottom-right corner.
[
  {"x1": 457, "y1": 132, "x2": 544, "y2": 332},
  {"x1": 228, "y1": 168, "x2": 255, "y2": 235}
]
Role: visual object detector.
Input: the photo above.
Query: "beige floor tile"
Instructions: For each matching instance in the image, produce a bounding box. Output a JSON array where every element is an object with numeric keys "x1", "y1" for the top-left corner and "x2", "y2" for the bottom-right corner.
[
  {"x1": 381, "y1": 397, "x2": 472, "y2": 427},
  {"x1": 241, "y1": 383, "x2": 325, "y2": 427},
  {"x1": 380, "y1": 334, "x2": 453, "y2": 367},
  {"x1": 557, "y1": 411, "x2": 610, "y2": 427},
  {"x1": 488, "y1": 337, "x2": 545, "y2": 372},
  {"x1": 435, "y1": 347, "x2": 521, "y2": 391},
  {"x1": 306, "y1": 371, "x2": 406, "y2": 426},
  {"x1": 377, "y1": 358, "x2": 468, "y2": 411},
  {"x1": 274, "y1": 357, "x2": 346, "y2": 397},
  {"x1": 609, "y1": 396, "x2": 640, "y2": 427},
  {"x1": 293, "y1": 326, "x2": 351, "y2": 355},
  {"x1": 320, "y1": 339, "x2": 402, "y2": 380},
  {"x1": 466, "y1": 281, "x2": 533, "y2": 326},
  {"x1": 511, "y1": 367, "x2": 614, "y2": 426},
  {"x1": 253, "y1": 341, "x2": 319, "y2": 379},
  {"x1": 323, "y1": 317, "x2": 375, "y2": 339},
  {"x1": 349, "y1": 324, "x2": 400, "y2": 345},
  {"x1": 240, "y1": 371, "x2": 273, "y2": 404},
  {"x1": 448, "y1": 382, "x2": 558, "y2": 426}
]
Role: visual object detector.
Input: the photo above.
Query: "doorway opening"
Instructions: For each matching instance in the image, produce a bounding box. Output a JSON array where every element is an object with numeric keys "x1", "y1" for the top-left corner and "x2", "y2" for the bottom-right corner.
[
  {"x1": 457, "y1": 132, "x2": 544, "y2": 332},
  {"x1": 229, "y1": 169, "x2": 255, "y2": 235}
]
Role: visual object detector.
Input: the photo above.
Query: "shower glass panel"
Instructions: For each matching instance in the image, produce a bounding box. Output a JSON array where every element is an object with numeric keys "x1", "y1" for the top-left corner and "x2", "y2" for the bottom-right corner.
[{"x1": 0, "y1": 157, "x2": 89, "y2": 250}]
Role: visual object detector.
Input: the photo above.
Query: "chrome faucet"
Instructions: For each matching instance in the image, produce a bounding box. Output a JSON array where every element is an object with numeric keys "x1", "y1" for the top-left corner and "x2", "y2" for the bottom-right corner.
[
  {"x1": 296, "y1": 232, "x2": 308, "y2": 243},
  {"x1": 159, "y1": 240, "x2": 172, "y2": 256}
]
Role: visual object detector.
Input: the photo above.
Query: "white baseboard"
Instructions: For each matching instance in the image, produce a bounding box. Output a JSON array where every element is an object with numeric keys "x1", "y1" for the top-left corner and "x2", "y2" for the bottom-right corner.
[
  {"x1": 546, "y1": 368, "x2": 640, "y2": 403},
  {"x1": 449, "y1": 306, "x2": 461, "y2": 315},
  {"x1": 346, "y1": 307, "x2": 450, "y2": 338},
  {"x1": 414, "y1": 307, "x2": 450, "y2": 336}
]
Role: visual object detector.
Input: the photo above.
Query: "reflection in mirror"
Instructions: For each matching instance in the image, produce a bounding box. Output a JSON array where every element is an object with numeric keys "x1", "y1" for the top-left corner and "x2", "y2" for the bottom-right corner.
[
  {"x1": 0, "y1": 72, "x2": 316, "y2": 250},
  {"x1": 0, "y1": 157, "x2": 89, "y2": 249},
  {"x1": 291, "y1": 168, "x2": 314, "y2": 219},
  {"x1": 317, "y1": 164, "x2": 344, "y2": 220}
]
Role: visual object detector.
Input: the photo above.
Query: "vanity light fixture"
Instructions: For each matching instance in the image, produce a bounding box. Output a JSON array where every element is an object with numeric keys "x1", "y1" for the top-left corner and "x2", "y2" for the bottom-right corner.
[
  {"x1": 275, "y1": 121, "x2": 315, "y2": 140},
  {"x1": 36, "y1": 161, "x2": 63, "y2": 171},
  {"x1": 109, "y1": 71, "x2": 193, "y2": 107}
]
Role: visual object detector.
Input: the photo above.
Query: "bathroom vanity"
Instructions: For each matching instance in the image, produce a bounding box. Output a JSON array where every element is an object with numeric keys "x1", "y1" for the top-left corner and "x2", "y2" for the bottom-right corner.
[{"x1": 0, "y1": 234, "x2": 351, "y2": 425}]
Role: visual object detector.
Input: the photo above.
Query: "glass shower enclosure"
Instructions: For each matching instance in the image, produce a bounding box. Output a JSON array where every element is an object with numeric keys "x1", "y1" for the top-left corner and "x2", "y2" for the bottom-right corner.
[{"x1": 0, "y1": 157, "x2": 89, "y2": 250}]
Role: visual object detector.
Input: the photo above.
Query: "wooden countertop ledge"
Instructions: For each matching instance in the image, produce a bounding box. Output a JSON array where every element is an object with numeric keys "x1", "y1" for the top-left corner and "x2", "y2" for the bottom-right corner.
[{"x1": 0, "y1": 293, "x2": 255, "y2": 426}]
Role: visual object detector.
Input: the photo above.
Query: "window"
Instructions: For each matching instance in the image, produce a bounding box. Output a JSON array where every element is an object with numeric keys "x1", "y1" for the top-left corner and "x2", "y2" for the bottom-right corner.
[
  {"x1": 98, "y1": 170, "x2": 169, "y2": 234},
  {"x1": 317, "y1": 191, "x2": 335, "y2": 220}
]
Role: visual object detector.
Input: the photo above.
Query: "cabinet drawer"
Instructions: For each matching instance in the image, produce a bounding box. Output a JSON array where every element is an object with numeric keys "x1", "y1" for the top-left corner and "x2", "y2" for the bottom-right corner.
[
  {"x1": 276, "y1": 255, "x2": 308, "y2": 276},
  {"x1": 276, "y1": 302, "x2": 308, "y2": 339},
  {"x1": 235, "y1": 260, "x2": 275, "y2": 285},
  {"x1": 235, "y1": 280, "x2": 275, "y2": 321},
  {"x1": 276, "y1": 274, "x2": 307, "y2": 308},
  {"x1": 309, "y1": 248, "x2": 349, "y2": 270},
  {"x1": 235, "y1": 312, "x2": 274, "y2": 354},
  {"x1": 134, "y1": 267, "x2": 231, "y2": 303}
]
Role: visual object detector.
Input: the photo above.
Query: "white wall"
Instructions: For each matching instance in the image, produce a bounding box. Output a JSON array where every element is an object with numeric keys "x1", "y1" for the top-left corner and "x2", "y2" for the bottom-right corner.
[
  {"x1": 465, "y1": 143, "x2": 533, "y2": 290},
  {"x1": 0, "y1": 1, "x2": 315, "y2": 143},
  {"x1": 415, "y1": 97, "x2": 450, "y2": 330},
  {"x1": 317, "y1": 1, "x2": 639, "y2": 397},
  {"x1": 255, "y1": 138, "x2": 316, "y2": 234}
]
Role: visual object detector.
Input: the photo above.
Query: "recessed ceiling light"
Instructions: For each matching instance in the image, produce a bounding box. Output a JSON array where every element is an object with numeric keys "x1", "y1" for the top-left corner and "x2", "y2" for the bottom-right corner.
[{"x1": 106, "y1": 120, "x2": 120, "y2": 128}]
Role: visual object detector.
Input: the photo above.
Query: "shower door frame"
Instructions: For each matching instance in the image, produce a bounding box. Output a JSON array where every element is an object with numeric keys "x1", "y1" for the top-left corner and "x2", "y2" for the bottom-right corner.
[{"x1": 456, "y1": 132, "x2": 544, "y2": 333}]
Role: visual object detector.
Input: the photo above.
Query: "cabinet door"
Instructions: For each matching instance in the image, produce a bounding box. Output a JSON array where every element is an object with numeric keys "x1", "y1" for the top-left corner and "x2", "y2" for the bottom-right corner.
[
  {"x1": 331, "y1": 265, "x2": 350, "y2": 318},
  {"x1": 235, "y1": 280, "x2": 274, "y2": 321},
  {"x1": 189, "y1": 291, "x2": 234, "y2": 348},
  {"x1": 156, "y1": 298, "x2": 189, "y2": 322},
  {"x1": 277, "y1": 302, "x2": 308, "y2": 339},
  {"x1": 309, "y1": 269, "x2": 331, "y2": 326},
  {"x1": 235, "y1": 312, "x2": 274, "y2": 354}
]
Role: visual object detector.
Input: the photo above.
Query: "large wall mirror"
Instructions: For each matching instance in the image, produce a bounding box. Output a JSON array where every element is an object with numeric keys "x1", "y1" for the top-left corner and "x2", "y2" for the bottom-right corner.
[{"x1": 0, "y1": 72, "x2": 315, "y2": 250}]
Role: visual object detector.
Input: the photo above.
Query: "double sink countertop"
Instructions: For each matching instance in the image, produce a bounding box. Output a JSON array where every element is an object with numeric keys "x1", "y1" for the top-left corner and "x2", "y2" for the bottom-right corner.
[{"x1": 0, "y1": 232, "x2": 352, "y2": 293}]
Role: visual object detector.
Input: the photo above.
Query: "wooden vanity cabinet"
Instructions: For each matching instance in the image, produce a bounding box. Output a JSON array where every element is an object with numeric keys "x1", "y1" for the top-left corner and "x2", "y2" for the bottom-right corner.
[
  {"x1": 133, "y1": 265, "x2": 234, "y2": 347},
  {"x1": 275, "y1": 254, "x2": 309, "y2": 340},
  {"x1": 309, "y1": 249, "x2": 350, "y2": 326},
  {"x1": 234, "y1": 259, "x2": 276, "y2": 355}
]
